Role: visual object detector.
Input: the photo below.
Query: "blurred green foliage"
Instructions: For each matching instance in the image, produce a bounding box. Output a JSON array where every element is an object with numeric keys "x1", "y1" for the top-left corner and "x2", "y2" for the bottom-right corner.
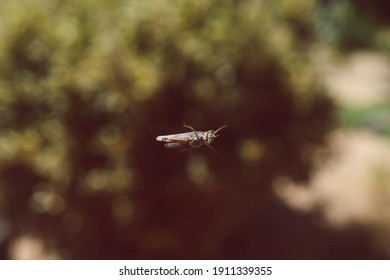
[
  {"x1": 318, "y1": 0, "x2": 390, "y2": 52},
  {"x1": 1, "y1": 0, "x2": 384, "y2": 259},
  {"x1": 341, "y1": 103, "x2": 390, "y2": 137}
]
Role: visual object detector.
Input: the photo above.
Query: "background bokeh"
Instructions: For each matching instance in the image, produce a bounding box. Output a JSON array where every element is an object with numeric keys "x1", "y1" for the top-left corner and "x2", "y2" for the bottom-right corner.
[{"x1": 0, "y1": 0, "x2": 390, "y2": 259}]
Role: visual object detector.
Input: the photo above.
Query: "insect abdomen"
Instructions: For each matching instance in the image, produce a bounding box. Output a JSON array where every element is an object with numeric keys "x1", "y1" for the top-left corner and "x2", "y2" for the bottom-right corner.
[{"x1": 164, "y1": 142, "x2": 189, "y2": 149}]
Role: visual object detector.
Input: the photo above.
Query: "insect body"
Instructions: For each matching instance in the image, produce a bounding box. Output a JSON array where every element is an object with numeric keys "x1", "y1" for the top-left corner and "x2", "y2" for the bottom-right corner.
[{"x1": 156, "y1": 123, "x2": 227, "y2": 153}]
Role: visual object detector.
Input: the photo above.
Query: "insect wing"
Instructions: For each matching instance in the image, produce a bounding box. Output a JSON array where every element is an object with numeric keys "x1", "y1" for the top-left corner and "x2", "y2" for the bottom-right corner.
[
  {"x1": 156, "y1": 132, "x2": 194, "y2": 150},
  {"x1": 156, "y1": 132, "x2": 194, "y2": 143}
]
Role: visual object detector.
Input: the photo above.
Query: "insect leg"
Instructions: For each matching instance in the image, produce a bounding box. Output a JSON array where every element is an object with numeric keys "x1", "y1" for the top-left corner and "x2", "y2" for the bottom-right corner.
[
  {"x1": 183, "y1": 122, "x2": 200, "y2": 141},
  {"x1": 204, "y1": 142, "x2": 218, "y2": 153}
]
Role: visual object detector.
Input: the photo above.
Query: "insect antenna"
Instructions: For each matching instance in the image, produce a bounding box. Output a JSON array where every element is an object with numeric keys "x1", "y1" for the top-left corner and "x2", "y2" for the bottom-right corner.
[{"x1": 214, "y1": 123, "x2": 228, "y2": 134}]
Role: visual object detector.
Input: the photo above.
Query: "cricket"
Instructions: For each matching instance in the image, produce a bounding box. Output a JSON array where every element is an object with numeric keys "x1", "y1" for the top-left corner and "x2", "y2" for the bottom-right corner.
[{"x1": 156, "y1": 122, "x2": 228, "y2": 153}]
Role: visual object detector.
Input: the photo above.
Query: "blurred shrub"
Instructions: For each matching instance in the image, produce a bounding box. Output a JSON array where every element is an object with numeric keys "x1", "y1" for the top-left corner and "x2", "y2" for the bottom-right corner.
[{"x1": 0, "y1": 0, "x2": 339, "y2": 259}]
